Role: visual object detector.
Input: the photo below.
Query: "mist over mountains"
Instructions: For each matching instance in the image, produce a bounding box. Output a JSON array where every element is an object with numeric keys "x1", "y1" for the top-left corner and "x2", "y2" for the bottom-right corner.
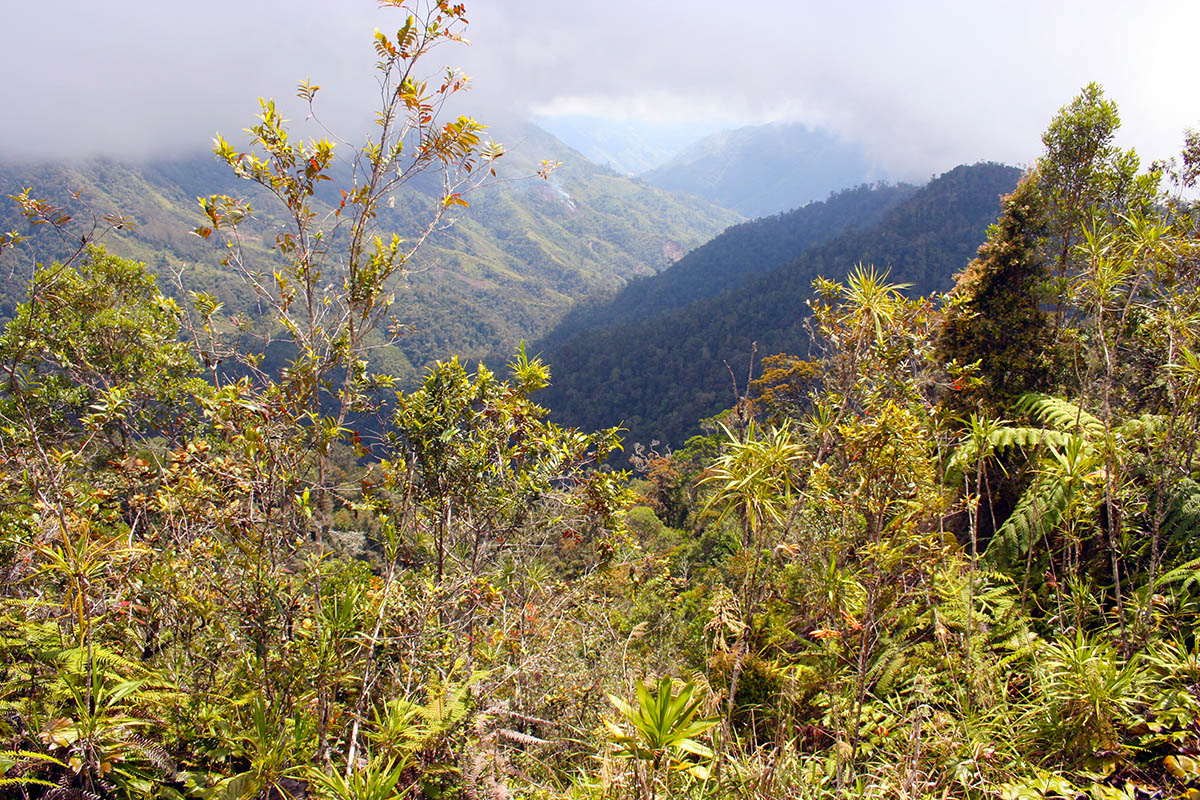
[
  {"x1": 639, "y1": 122, "x2": 878, "y2": 217},
  {"x1": 529, "y1": 114, "x2": 701, "y2": 175},
  {"x1": 1, "y1": 113, "x2": 1018, "y2": 445},
  {"x1": 1, "y1": 109, "x2": 1021, "y2": 451},
  {"x1": 532, "y1": 117, "x2": 883, "y2": 217},
  {"x1": 7, "y1": 5, "x2": 1200, "y2": 796}
]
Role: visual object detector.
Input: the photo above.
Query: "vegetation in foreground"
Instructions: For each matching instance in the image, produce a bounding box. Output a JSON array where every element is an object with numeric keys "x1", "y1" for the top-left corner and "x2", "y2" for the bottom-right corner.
[{"x1": 2, "y1": 3, "x2": 1200, "y2": 798}]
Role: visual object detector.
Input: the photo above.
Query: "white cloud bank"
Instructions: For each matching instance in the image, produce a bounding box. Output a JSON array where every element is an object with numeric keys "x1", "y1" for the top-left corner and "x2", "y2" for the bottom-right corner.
[{"x1": 2, "y1": 0, "x2": 1196, "y2": 177}]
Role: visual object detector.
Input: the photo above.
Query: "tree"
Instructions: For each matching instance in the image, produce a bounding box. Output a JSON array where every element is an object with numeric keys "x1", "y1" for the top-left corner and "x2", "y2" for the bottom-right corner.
[
  {"x1": 748, "y1": 353, "x2": 820, "y2": 423},
  {"x1": 1038, "y1": 82, "x2": 1155, "y2": 324},
  {"x1": 939, "y1": 83, "x2": 1160, "y2": 414},
  {"x1": 193, "y1": 0, "x2": 510, "y2": 545},
  {"x1": 939, "y1": 174, "x2": 1054, "y2": 412},
  {"x1": 388, "y1": 349, "x2": 627, "y2": 583}
]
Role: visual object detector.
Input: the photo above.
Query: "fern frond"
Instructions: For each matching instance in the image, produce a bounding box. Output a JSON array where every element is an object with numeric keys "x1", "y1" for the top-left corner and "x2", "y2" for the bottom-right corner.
[
  {"x1": 1161, "y1": 479, "x2": 1200, "y2": 547},
  {"x1": 0, "y1": 749, "x2": 66, "y2": 765},
  {"x1": 55, "y1": 645, "x2": 148, "y2": 679},
  {"x1": 0, "y1": 750, "x2": 64, "y2": 791},
  {"x1": 125, "y1": 733, "x2": 176, "y2": 775},
  {"x1": 1156, "y1": 556, "x2": 1200, "y2": 592},
  {"x1": 1116, "y1": 413, "x2": 1163, "y2": 441},
  {"x1": 946, "y1": 424, "x2": 1069, "y2": 488},
  {"x1": 988, "y1": 426, "x2": 1070, "y2": 453},
  {"x1": 944, "y1": 441, "x2": 981, "y2": 489},
  {"x1": 989, "y1": 474, "x2": 1070, "y2": 567},
  {"x1": 0, "y1": 777, "x2": 59, "y2": 789},
  {"x1": 1017, "y1": 393, "x2": 1105, "y2": 439},
  {"x1": 870, "y1": 646, "x2": 910, "y2": 698},
  {"x1": 45, "y1": 782, "x2": 104, "y2": 800}
]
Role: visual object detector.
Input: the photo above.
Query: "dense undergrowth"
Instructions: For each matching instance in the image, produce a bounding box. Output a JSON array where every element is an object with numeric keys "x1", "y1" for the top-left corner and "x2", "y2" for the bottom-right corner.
[{"x1": 3, "y1": 3, "x2": 1200, "y2": 798}]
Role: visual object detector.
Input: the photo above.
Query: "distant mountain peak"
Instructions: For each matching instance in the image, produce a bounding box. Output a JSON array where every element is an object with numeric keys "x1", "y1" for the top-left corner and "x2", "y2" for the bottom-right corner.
[{"x1": 640, "y1": 121, "x2": 878, "y2": 218}]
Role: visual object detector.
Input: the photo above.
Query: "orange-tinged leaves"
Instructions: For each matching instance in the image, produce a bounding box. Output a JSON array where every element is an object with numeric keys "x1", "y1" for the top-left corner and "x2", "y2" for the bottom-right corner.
[{"x1": 296, "y1": 79, "x2": 320, "y2": 102}]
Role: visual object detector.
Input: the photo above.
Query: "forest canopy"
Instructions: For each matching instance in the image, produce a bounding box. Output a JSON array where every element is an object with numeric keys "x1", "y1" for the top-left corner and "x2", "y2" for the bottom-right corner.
[{"x1": 2, "y1": 3, "x2": 1200, "y2": 799}]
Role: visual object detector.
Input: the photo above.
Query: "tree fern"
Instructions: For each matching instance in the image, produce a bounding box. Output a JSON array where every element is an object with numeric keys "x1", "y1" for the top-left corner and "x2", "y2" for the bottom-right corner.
[
  {"x1": 945, "y1": 424, "x2": 1067, "y2": 489},
  {"x1": 990, "y1": 474, "x2": 1072, "y2": 568},
  {"x1": 988, "y1": 426, "x2": 1071, "y2": 453},
  {"x1": 1017, "y1": 393, "x2": 1105, "y2": 439},
  {"x1": 946, "y1": 393, "x2": 1114, "y2": 569},
  {"x1": 1159, "y1": 478, "x2": 1200, "y2": 548}
]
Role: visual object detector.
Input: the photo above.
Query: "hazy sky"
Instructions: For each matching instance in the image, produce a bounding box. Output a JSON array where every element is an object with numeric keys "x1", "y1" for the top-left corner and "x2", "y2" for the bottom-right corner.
[{"x1": 3, "y1": 1, "x2": 1197, "y2": 179}]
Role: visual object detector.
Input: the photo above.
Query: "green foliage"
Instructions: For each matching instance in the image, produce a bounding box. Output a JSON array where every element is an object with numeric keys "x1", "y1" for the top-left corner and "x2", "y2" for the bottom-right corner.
[
  {"x1": 306, "y1": 756, "x2": 406, "y2": 800},
  {"x1": 940, "y1": 173, "x2": 1054, "y2": 412},
  {"x1": 606, "y1": 677, "x2": 717, "y2": 782},
  {"x1": 1031, "y1": 631, "x2": 1146, "y2": 761},
  {"x1": 540, "y1": 163, "x2": 1020, "y2": 449},
  {"x1": 1159, "y1": 478, "x2": 1200, "y2": 552},
  {"x1": 6, "y1": 22, "x2": 1200, "y2": 800},
  {"x1": 698, "y1": 423, "x2": 803, "y2": 545},
  {"x1": 0, "y1": 246, "x2": 202, "y2": 438}
]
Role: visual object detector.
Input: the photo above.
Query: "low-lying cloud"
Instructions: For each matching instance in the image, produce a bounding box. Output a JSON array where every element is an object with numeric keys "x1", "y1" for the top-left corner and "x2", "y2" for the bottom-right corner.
[{"x1": 3, "y1": 0, "x2": 1196, "y2": 178}]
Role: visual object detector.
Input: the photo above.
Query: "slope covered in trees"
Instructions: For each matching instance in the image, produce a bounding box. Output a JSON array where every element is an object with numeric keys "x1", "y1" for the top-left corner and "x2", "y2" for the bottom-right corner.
[
  {"x1": 545, "y1": 180, "x2": 917, "y2": 342},
  {"x1": 4, "y1": 5, "x2": 1200, "y2": 799},
  {"x1": 0, "y1": 123, "x2": 739, "y2": 379},
  {"x1": 540, "y1": 162, "x2": 1021, "y2": 448}
]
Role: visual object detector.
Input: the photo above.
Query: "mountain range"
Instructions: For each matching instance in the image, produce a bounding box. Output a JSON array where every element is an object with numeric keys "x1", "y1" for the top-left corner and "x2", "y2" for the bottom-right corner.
[
  {"x1": 0, "y1": 122, "x2": 740, "y2": 381},
  {"x1": 2, "y1": 119, "x2": 1022, "y2": 448},
  {"x1": 534, "y1": 162, "x2": 1022, "y2": 450},
  {"x1": 640, "y1": 122, "x2": 878, "y2": 218}
]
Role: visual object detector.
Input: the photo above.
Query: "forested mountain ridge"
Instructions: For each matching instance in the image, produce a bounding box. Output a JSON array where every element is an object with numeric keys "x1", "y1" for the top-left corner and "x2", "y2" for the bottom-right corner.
[
  {"x1": 5, "y1": 4, "x2": 1200, "y2": 796},
  {"x1": 544, "y1": 180, "x2": 918, "y2": 342},
  {"x1": 0, "y1": 122, "x2": 740, "y2": 379},
  {"x1": 640, "y1": 121, "x2": 877, "y2": 217},
  {"x1": 539, "y1": 162, "x2": 1022, "y2": 448}
]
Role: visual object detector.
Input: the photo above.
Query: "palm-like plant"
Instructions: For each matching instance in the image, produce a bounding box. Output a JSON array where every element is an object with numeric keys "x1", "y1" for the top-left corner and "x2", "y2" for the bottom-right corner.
[
  {"x1": 26, "y1": 651, "x2": 180, "y2": 798},
  {"x1": 605, "y1": 677, "x2": 718, "y2": 798},
  {"x1": 699, "y1": 422, "x2": 803, "y2": 548},
  {"x1": 1032, "y1": 630, "x2": 1146, "y2": 760},
  {"x1": 306, "y1": 756, "x2": 405, "y2": 800},
  {"x1": 833, "y1": 263, "x2": 913, "y2": 346}
]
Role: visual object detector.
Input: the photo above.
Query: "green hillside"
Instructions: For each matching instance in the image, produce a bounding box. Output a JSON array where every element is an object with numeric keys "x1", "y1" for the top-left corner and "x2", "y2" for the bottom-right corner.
[
  {"x1": 545, "y1": 180, "x2": 918, "y2": 342},
  {"x1": 538, "y1": 162, "x2": 1021, "y2": 448},
  {"x1": 0, "y1": 123, "x2": 740, "y2": 379},
  {"x1": 5, "y1": 9, "x2": 1200, "y2": 794}
]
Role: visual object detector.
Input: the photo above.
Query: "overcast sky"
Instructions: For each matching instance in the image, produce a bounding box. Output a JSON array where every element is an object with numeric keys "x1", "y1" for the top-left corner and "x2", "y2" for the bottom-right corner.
[{"x1": 3, "y1": 1, "x2": 1197, "y2": 179}]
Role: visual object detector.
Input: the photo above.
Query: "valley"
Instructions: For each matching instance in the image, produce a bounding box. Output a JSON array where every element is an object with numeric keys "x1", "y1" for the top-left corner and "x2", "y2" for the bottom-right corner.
[{"x1": 2, "y1": 4, "x2": 1198, "y2": 799}]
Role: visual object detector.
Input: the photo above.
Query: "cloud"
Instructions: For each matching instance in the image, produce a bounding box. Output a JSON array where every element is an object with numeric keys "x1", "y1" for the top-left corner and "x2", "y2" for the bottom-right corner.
[
  {"x1": 1, "y1": 1, "x2": 383, "y2": 160},
  {"x1": 3, "y1": 0, "x2": 1197, "y2": 177},
  {"x1": 459, "y1": 0, "x2": 1200, "y2": 176}
]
